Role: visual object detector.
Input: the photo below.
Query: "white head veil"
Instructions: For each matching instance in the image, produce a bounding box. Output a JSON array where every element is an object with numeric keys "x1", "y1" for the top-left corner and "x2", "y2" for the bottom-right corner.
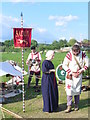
[{"x1": 46, "y1": 50, "x2": 54, "y2": 58}]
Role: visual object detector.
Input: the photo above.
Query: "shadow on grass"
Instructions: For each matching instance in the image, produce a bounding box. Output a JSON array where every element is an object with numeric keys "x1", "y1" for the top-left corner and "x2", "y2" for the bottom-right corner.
[
  {"x1": 55, "y1": 97, "x2": 89, "y2": 112},
  {"x1": 79, "y1": 98, "x2": 90, "y2": 109},
  {"x1": 55, "y1": 103, "x2": 67, "y2": 112},
  {"x1": 2, "y1": 84, "x2": 90, "y2": 113},
  {"x1": 3, "y1": 83, "x2": 42, "y2": 104}
]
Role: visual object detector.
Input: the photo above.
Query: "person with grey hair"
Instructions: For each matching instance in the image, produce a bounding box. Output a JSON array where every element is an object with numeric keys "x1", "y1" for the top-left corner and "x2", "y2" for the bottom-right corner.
[
  {"x1": 63, "y1": 44, "x2": 89, "y2": 113},
  {"x1": 41, "y1": 50, "x2": 58, "y2": 113}
]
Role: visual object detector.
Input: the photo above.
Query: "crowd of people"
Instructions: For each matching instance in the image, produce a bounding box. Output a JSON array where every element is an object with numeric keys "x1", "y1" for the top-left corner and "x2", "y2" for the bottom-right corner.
[{"x1": 26, "y1": 43, "x2": 89, "y2": 113}]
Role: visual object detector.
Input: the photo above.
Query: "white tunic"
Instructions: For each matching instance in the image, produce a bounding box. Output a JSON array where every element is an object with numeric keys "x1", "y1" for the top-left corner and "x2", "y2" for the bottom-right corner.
[
  {"x1": 63, "y1": 50, "x2": 89, "y2": 96},
  {"x1": 26, "y1": 52, "x2": 41, "y2": 72}
]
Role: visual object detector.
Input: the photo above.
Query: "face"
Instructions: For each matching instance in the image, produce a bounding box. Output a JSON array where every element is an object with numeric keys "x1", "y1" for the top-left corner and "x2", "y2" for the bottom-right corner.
[
  {"x1": 72, "y1": 50, "x2": 80, "y2": 56},
  {"x1": 59, "y1": 66, "x2": 62, "y2": 70},
  {"x1": 51, "y1": 53, "x2": 54, "y2": 60},
  {"x1": 31, "y1": 49, "x2": 36, "y2": 53}
]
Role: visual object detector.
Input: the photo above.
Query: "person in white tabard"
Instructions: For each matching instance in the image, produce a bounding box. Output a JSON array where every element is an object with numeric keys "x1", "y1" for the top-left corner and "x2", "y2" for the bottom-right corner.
[
  {"x1": 26, "y1": 46, "x2": 41, "y2": 90},
  {"x1": 63, "y1": 43, "x2": 89, "y2": 113}
]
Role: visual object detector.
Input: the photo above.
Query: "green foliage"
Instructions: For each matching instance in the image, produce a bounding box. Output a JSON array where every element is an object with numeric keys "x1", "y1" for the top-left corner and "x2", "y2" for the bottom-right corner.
[
  {"x1": 68, "y1": 38, "x2": 77, "y2": 46},
  {"x1": 0, "y1": 42, "x2": 5, "y2": 46},
  {"x1": 0, "y1": 39, "x2": 69, "y2": 52},
  {"x1": 52, "y1": 40, "x2": 60, "y2": 49},
  {"x1": 37, "y1": 44, "x2": 47, "y2": 51},
  {"x1": 4, "y1": 39, "x2": 14, "y2": 47},
  {"x1": 0, "y1": 46, "x2": 6, "y2": 52},
  {"x1": 1, "y1": 38, "x2": 90, "y2": 53},
  {"x1": 31, "y1": 39, "x2": 38, "y2": 47},
  {"x1": 59, "y1": 39, "x2": 68, "y2": 47},
  {"x1": 83, "y1": 39, "x2": 89, "y2": 43}
]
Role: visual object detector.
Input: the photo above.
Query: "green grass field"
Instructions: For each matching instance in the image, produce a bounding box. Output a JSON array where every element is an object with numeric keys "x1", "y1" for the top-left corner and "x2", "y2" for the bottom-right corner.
[{"x1": 0, "y1": 51, "x2": 90, "y2": 119}]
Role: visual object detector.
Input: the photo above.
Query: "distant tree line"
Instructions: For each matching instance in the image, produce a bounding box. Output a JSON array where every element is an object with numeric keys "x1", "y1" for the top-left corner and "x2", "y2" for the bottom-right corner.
[{"x1": 0, "y1": 38, "x2": 89, "y2": 52}]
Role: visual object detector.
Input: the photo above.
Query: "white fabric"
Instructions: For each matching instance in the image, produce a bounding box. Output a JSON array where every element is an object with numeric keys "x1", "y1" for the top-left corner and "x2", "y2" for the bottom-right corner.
[
  {"x1": 65, "y1": 75, "x2": 82, "y2": 96},
  {"x1": 63, "y1": 50, "x2": 89, "y2": 96},
  {"x1": 74, "y1": 42, "x2": 80, "y2": 46},
  {"x1": 6, "y1": 76, "x2": 22, "y2": 85},
  {"x1": 14, "y1": 65, "x2": 27, "y2": 75},
  {"x1": 3, "y1": 89, "x2": 22, "y2": 98},
  {"x1": 46, "y1": 50, "x2": 54, "y2": 58},
  {"x1": 27, "y1": 52, "x2": 41, "y2": 72},
  {"x1": 27, "y1": 52, "x2": 41, "y2": 62},
  {"x1": 0, "y1": 61, "x2": 27, "y2": 77}
]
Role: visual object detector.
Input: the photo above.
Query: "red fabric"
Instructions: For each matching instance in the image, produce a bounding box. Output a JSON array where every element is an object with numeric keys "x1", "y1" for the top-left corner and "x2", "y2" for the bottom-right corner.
[
  {"x1": 13, "y1": 28, "x2": 32, "y2": 48},
  {"x1": 37, "y1": 53, "x2": 39, "y2": 60},
  {"x1": 31, "y1": 53, "x2": 33, "y2": 59},
  {"x1": 66, "y1": 69, "x2": 71, "y2": 74},
  {"x1": 67, "y1": 84, "x2": 71, "y2": 89},
  {"x1": 31, "y1": 52, "x2": 40, "y2": 60},
  {"x1": 66, "y1": 52, "x2": 72, "y2": 61},
  {"x1": 84, "y1": 66, "x2": 88, "y2": 70},
  {"x1": 82, "y1": 52, "x2": 86, "y2": 60}
]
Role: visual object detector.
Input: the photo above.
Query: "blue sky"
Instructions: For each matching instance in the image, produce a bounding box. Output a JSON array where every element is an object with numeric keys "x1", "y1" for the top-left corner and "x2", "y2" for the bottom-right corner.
[{"x1": 0, "y1": 1, "x2": 89, "y2": 44}]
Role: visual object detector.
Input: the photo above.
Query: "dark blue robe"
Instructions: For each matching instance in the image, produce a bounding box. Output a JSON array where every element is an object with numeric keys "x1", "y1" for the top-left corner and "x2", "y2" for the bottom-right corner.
[{"x1": 41, "y1": 60, "x2": 58, "y2": 112}]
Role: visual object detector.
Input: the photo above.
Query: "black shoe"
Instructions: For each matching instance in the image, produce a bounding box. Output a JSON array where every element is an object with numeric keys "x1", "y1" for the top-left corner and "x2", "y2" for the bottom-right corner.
[
  {"x1": 33, "y1": 86, "x2": 37, "y2": 89},
  {"x1": 33, "y1": 85, "x2": 39, "y2": 89},
  {"x1": 35, "y1": 89, "x2": 40, "y2": 92}
]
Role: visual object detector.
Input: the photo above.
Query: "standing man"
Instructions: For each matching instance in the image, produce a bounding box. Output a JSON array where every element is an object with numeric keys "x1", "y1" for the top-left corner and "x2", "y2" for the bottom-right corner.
[
  {"x1": 26, "y1": 46, "x2": 41, "y2": 90},
  {"x1": 63, "y1": 43, "x2": 89, "y2": 113}
]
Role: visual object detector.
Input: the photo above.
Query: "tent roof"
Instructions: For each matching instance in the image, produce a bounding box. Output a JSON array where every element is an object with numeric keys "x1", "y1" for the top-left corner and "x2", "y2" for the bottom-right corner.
[{"x1": 0, "y1": 61, "x2": 27, "y2": 77}]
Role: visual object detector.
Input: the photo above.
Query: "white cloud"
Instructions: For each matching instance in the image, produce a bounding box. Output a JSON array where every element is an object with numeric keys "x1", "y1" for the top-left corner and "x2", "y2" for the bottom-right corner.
[
  {"x1": 49, "y1": 14, "x2": 78, "y2": 26},
  {"x1": 56, "y1": 21, "x2": 66, "y2": 26},
  {"x1": 33, "y1": 27, "x2": 56, "y2": 44},
  {"x1": 0, "y1": 14, "x2": 21, "y2": 41},
  {"x1": 69, "y1": 37, "x2": 75, "y2": 40},
  {"x1": 59, "y1": 37, "x2": 66, "y2": 40},
  {"x1": 64, "y1": 15, "x2": 78, "y2": 21},
  {"x1": 0, "y1": 14, "x2": 20, "y2": 23},
  {"x1": 8, "y1": 16, "x2": 19, "y2": 22},
  {"x1": 37, "y1": 27, "x2": 47, "y2": 33},
  {"x1": 0, "y1": 14, "x2": 20, "y2": 28}
]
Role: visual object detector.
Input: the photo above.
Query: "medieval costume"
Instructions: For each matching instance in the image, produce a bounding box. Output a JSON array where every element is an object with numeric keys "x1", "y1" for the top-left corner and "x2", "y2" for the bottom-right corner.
[
  {"x1": 26, "y1": 46, "x2": 41, "y2": 88},
  {"x1": 63, "y1": 44, "x2": 89, "y2": 112},
  {"x1": 41, "y1": 50, "x2": 58, "y2": 112}
]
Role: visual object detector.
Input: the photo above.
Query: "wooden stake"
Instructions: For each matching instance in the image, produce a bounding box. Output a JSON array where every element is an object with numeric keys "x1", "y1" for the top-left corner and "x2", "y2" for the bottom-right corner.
[{"x1": 1, "y1": 106, "x2": 22, "y2": 118}]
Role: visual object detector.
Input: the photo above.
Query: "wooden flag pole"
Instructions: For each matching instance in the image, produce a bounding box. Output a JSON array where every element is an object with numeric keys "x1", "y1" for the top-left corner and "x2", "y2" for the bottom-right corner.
[{"x1": 21, "y1": 12, "x2": 25, "y2": 112}]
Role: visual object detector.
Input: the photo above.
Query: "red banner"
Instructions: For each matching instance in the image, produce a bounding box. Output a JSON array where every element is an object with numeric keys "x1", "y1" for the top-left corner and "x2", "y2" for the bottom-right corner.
[{"x1": 13, "y1": 28, "x2": 32, "y2": 48}]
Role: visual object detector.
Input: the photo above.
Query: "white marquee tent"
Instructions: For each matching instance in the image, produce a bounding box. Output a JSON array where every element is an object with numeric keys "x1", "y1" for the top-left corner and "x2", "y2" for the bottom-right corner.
[{"x1": 0, "y1": 61, "x2": 27, "y2": 77}]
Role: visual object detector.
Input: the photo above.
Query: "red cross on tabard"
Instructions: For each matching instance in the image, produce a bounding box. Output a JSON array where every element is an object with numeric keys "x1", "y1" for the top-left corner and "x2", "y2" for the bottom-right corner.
[{"x1": 67, "y1": 84, "x2": 71, "y2": 89}]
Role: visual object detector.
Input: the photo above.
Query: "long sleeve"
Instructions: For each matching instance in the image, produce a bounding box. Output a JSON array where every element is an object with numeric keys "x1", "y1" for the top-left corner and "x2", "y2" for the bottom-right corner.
[
  {"x1": 38, "y1": 52, "x2": 42, "y2": 61},
  {"x1": 80, "y1": 52, "x2": 89, "y2": 72},
  {"x1": 27, "y1": 53, "x2": 31, "y2": 61},
  {"x1": 26, "y1": 53, "x2": 31, "y2": 64},
  {"x1": 42, "y1": 61, "x2": 49, "y2": 73},
  {"x1": 62, "y1": 52, "x2": 72, "y2": 75}
]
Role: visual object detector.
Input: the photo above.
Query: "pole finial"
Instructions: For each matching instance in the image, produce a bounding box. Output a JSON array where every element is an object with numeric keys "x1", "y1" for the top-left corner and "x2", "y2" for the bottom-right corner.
[{"x1": 21, "y1": 12, "x2": 23, "y2": 17}]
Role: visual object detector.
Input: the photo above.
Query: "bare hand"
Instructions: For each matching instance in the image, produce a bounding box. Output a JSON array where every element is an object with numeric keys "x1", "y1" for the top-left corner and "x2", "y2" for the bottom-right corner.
[
  {"x1": 26, "y1": 60, "x2": 29, "y2": 65},
  {"x1": 49, "y1": 69, "x2": 55, "y2": 73},
  {"x1": 72, "y1": 72, "x2": 79, "y2": 78}
]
